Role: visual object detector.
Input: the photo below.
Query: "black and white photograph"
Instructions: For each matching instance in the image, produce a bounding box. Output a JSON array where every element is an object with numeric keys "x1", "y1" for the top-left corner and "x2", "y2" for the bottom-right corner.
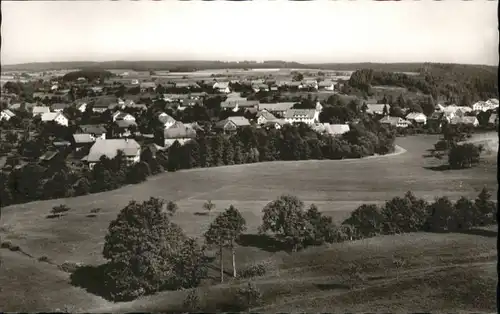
[{"x1": 0, "y1": 0, "x2": 498, "y2": 312}]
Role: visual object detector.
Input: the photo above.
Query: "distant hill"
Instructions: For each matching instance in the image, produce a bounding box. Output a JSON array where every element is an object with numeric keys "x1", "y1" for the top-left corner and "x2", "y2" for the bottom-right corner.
[{"x1": 2, "y1": 60, "x2": 496, "y2": 74}]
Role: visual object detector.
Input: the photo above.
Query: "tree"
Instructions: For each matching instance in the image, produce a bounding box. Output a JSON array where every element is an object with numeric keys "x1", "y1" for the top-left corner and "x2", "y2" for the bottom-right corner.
[
  {"x1": 168, "y1": 238, "x2": 208, "y2": 290},
  {"x1": 233, "y1": 282, "x2": 262, "y2": 311},
  {"x1": 454, "y1": 196, "x2": 476, "y2": 230},
  {"x1": 260, "y1": 195, "x2": 308, "y2": 252},
  {"x1": 380, "y1": 191, "x2": 429, "y2": 234},
  {"x1": 425, "y1": 197, "x2": 456, "y2": 232},
  {"x1": 382, "y1": 104, "x2": 388, "y2": 116},
  {"x1": 475, "y1": 187, "x2": 497, "y2": 225},
  {"x1": 343, "y1": 204, "x2": 384, "y2": 238},
  {"x1": 102, "y1": 197, "x2": 191, "y2": 301},
  {"x1": 303, "y1": 204, "x2": 336, "y2": 245},
  {"x1": 204, "y1": 205, "x2": 246, "y2": 280},
  {"x1": 51, "y1": 204, "x2": 71, "y2": 216},
  {"x1": 166, "y1": 201, "x2": 178, "y2": 216},
  {"x1": 203, "y1": 200, "x2": 216, "y2": 216},
  {"x1": 448, "y1": 143, "x2": 482, "y2": 169}
]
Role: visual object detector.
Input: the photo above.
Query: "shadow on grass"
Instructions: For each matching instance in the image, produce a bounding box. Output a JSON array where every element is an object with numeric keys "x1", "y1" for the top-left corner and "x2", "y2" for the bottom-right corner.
[
  {"x1": 423, "y1": 164, "x2": 451, "y2": 171},
  {"x1": 314, "y1": 282, "x2": 350, "y2": 291},
  {"x1": 236, "y1": 233, "x2": 288, "y2": 253},
  {"x1": 457, "y1": 228, "x2": 498, "y2": 238},
  {"x1": 46, "y1": 214, "x2": 62, "y2": 219},
  {"x1": 70, "y1": 264, "x2": 113, "y2": 301},
  {"x1": 86, "y1": 214, "x2": 97, "y2": 218},
  {"x1": 194, "y1": 212, "x2": 209, "y2": 216}
]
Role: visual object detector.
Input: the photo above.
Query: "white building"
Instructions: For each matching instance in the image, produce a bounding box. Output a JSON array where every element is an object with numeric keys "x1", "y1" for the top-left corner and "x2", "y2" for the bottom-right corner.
[
  {"x1": 213, "y1": 82, "x2": 231, "y2": 94},
  {"x1": 112, "y1": 111, "x2": 136, "y2": 122},
  {"x1": 472, "y1": 99, "x2": 499, "y2": 112},
  {"x1": 158, "y1": 112, "x2": 177, "y2": 129},
  {"x1": 284, "y1": 109, "x2": 320, "y2": 125},
  {"x1": 41, "y1": 112, "x2": 69, "y2": 127},
  {"x1": 0, "y1": 109, "x2": 16, "y2": 121},
  {"x1": 405, "y1": 112, "x2": 427, "y2": 125},
  {"x1": 84, "y1": 138, "x2": 141, "y2": 169}
]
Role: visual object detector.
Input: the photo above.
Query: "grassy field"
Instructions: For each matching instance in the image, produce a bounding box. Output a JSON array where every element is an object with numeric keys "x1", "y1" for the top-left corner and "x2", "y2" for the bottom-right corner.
[{"x1": 0, "y1": 134, "x2": 497, "y2": 312}]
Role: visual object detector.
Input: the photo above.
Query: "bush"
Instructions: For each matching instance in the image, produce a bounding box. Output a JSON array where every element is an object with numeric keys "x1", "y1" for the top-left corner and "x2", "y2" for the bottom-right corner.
[
  {"x1": 454, "y1": 196, "x2": 477, "y2": 230},
  {"x1": 90, "y1": 208, "x2": 101, "y2": 214},
  {"x1": 239, "y1": 263, "x2": 267, "y2": 279},
  {"x1": 448, "y1": 143, "x2": 482, "y2": 169},
  {"x1": 38, "y1": 255, "x2": 52, "y2": 263},
  {"x1": 342, "y1": 204, "x2": 384, "y2": 238},
  {"x1": 380, "y1": 192, "x2": 429, "y2": 234},
  {"x1": 51, "y1": 204, "x2": 71, "y2": 215},
  {"x1": 334, "y1": 224, "x2": 358, "y2": 242},
  {"x1": 59, "y1": 261, "x2": 83, "y2": 273},
  {"x1": 425, "y1": 197, "x2": 456, "y2": 232},
  {"x1": 232, "y1": 282, "x2": 263, "y2": 311}
]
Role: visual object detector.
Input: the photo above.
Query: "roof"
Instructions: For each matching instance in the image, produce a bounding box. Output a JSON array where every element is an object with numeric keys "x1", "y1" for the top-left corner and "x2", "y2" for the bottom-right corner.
[
  {"x1": 158, "y1": 113, "x2": 176, "y2": 124},
  {"x1": 73, "y1": 133, "x2": 94, "y2": 144},
  {"x1": 94, "y1": 96, "x2": 118, "y2": 108},
  {"x1": 215, "y1": 116, "x2": 251, "y2": 129},
  {"x1": 264, "y1": 119, "x2": 288, "y2": 126},
  {"x1": 256, "y1": 110, "x2": 277, "y2": 121},
  {"x1": 32, "y1": 106, "x2": 51, "y2": 114},
  {"x1": 318, "y1": 80, "x2": 335, "y2": 87},
  {"x1": 221, "y1": 100, "x2": 259, "y2": 109},
  {"x1": 213, "y1": 82, "x2": 229, "y2": 89},
  {"x1": 184, "y1": 122, "x2": 205, "y2": 132},
  {"x1": 79, "y1": 124, "x2": 107, "y2": 135},
  {"x1": 284, "y1": 109, "x2": 316, "y2": 119},
  {"x1": 258, "y1": 102, "x2": 295, "y2": 112},
  {"x1": 41, "y1": 112, "x2": 66, "y2": 122},
  {"x1": 163, "y1": 121, "x2": 197, "y2": 139},
  {"x1": 450, "y1": 116, "x2": 478, "y2": 125},
  {"x1": 488, "y1": 113, "x2": 498, "y2": 123},
  {"x1": 406, "y1": 112, "x2": 427, "y2": 120},
  {"x1": 366, "y1": 104, "x2": 390, "y2": 114},
  {"x1": 51, "y1": 103, "x2": 71, "y2": 110},
  {"x1": 116, "y1": 120, "x2": 137, "y2": 128},
  {"x1": 140, "y1": 82, "x2": 157, "y2": 89},
  {"x1": 429, "y1": 111, "x2": 444, "y2": 120},
  {"x1": 379, "y1": 116, "x2": 409, "y2": 125},
  {"x1": 86, "y1": 139, "x2": 141, "y2": 162},
  {"x1": 1, "y1": 109, "x2": 16, "y2": 117},
  {"x1": 39, "y1": 151, "x2": 58, "y2": 161},
  {"x1": 114, "y1": 112, "x2": 135, "y2": 120}
]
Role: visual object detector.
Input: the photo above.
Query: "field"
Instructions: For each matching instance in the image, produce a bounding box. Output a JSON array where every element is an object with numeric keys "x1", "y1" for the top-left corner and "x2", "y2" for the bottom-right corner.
[{"x1": 0, "y1": 134, "x2": 497, "y2": 312}]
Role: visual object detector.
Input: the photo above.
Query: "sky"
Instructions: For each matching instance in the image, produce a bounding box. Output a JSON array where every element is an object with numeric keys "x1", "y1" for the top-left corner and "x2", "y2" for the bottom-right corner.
[{"x1": 1, "y1": 1, "x2": 498, "y2": 66}]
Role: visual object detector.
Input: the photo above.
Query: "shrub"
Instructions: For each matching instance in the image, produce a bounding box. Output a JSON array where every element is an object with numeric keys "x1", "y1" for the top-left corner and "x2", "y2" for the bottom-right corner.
[
  {"x1": 448, "y1": 143, "x2": 482, "y2": 169},
  {"x1": 380, "y1": 192, "x2": 429, "y2": 234},
  {"x1": 233, "y1": 282, "x2": 263, "y2": 311},
  {"x1": 454, "y1": 196, "x2": 477, "y2": 230},
  {"x1": 343, "y1": 204, "x2": 384, "y2": 238},
  {"x1": 239, "y1": 263, "x2": 267, "y2": 279},
  {"x1": 182, "y1": 290, "x2": 200, "y2": 312},
  {"x1": 38, "y1": 255, "x2": 52, "y2": 263},
  {"x1": 425, "y1": 197, "x2": 456, "y2": 232},
  {"x1": 51, "y1": 204, "x2": 71, "y2": 215},
  {"x1": 90, "y1": 208, "x2": 101, "y2": 214},
  {"x1": 303, "y1": 204, "x2": 338, "y2": 246},
  {"x1": 334, "y1": 224, "x2": 358, "y2": 242},
  {"x1": 59, "y1": 261, "x2": 83, "y2": 273},
  {"x1": 475, "y1": 187, "x2": 497, "y2": 226}
]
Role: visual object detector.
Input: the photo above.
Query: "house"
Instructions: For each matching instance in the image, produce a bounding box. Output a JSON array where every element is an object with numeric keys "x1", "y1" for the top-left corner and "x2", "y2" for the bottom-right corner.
[
  {"x1": 112, "y1": 111, "x2": 136, "y2": 122},
  {"x1": 284, "y1": 109, "x2": 319, "y2": 125},
  {"x1": 213, "y1": 82, "x2": 231, "y2": 94},
  {"x1": 75, "y1": 100, "x2": 88, "y2": 112},
  {"x1": 39, "y1": 151, "x2": 61, "y2": 165},
  {"x1": 32, "y1": 106, "x2": 51, "y2": 117},
  {"x1": 78, "y1": 124, "x2": 107, "y2": 140},
  {"x1": 158, "y1": 112, "x2": 177, "y2": 129},
  {"x1": 405, "y1": 112, "x2": 427, "y2": 125},
  {"x1": 264, "y1": 119, "x2": 289, "y2": 130},
  {"x1": 258, "y1": 102, "x2": 295, "y2": 117},
  {"x1": 115, "y1": 120, "x2": 138, "y2": 137},
  {"x1": 450, "y1": 116, "x2": 479, "y2": 127},
  {"x1": 256, "y1": 110, "x2": 277, "y2": 125},
  {"x1": 0, "y1": 109, "x2": 16, "y2": 121},
  {"x1": 214, "y1": 116, "x2": 251, "y2": 132},
  {"x1": 163, "y1": 94, "x2": 190, "y2": 102},
  {"x1": 221, "y1": 100, "x2": 259, "y2": 111},
  {"x1": 318, "y1": 80, "x2": 336, "y2": 91},
  {"x1": 472, "y1": 99, "x2": 499, "y2": 112},
  {"x1": 140, "y1": 82, "x2": 157, "y2": 91},
  {"x1": 301, "y1": 80, "x2": 318, "y2": 90},
  {"x1": 312, "y1": 123, "x2": 350, "y2": 136},
  {"x1": 287, "y1": 82, "x2": 302, "y2": 90},
  {"x1": 93, "y1": 96, "x2": 118, "y2": 113},
  {"x1": 41, "y1": 112, "x2": 69, "y2": 126},
  {"x1": 175, "y1": 82, "x2": 200, "y2": 89},
  {"x1": 366, "y1": 104, "x2": 390, "y2": 115},
  {"x1": 379, "y1": 116, "x2": 411, "y2": 128},
  {"x1": 51, "y1": 103, "x2": 71, "y2": 112},
  {"x1": 162, "y1": 121, "x2": 197, "y2": 147},
  {"x1": 72, "y1": 133, "x2": 95, "y2": 152},
  {"x1": 83, "y1": 138, "x2": 141, "y2": 169}
]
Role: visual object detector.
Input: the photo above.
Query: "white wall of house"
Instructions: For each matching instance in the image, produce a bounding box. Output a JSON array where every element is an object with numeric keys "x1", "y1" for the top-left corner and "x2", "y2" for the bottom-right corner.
[
  {"x1": 257, "y1": 116, "x2": 268, "y2": 125},
  {"x1": 0, "y1": 111, "x2": 13, "y2": 121},
  {"x1": 55, "y1": 115, "x2": 69, "y2": 126},
  {"x1": 164, "y1": 138, "x2": 192, "y2": 148},
  {"x1": 78, "y1": 103, "x2": 87, "y2": 113}
]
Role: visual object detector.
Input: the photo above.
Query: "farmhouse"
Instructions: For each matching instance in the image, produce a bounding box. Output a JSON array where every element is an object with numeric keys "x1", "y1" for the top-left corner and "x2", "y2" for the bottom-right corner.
[
  {"x1": 83, "y1": 138, "x2": 141, "y2": 169},
  {"x1": 41, "y1": 112, "x2": 69, "y2": 127},
  {"x1": 449, "y1": 116, "x2": 479, "y2": 127},
  {"x1": 93, "y1": 96, "x2": 118, "y2": 113},
  {"x1": 112, "y1": 111, "x2": 136, "y2": 122},
  {"x1": 258, "y1": 102, "x2": 295, "y2": 117},
  {"x1": 215, "y1": 116, "x2": 251, "y2": 132},
  {"x1": 264, "y1": 119, "x2": 289, "y2": 130},
  {"x1": 75, "y1": 100, "x2": 88, "y2": 112},
  {"x1": 32, "y1": 106, "x2": 51, "y2": 117},
  {"x1": 78, "y1": 124, "x2": 107, "y2": 140},
  {"x1": 366, "y1": 104, "x2": 390, "y2": 115},
  {"x1": 405, "y1": 112, "x2": 427, "y2": 125},
  {"x1": 318, "y1": 80, "x2": 336, "y2": 91},
  {"x1": 472, "y1": 99, "x2": 499, "y2": 112},
  {"x1": 51, "y1": 103, "x2": 71, "y2": 112},
  {"x1": 301, "y1": 80, "x2": 318, "y2": 90},
  {"x1": 379, "y1": 116, "x2": 411, "y2": 128},
  {"x1": 488, "y1": 113, "x2": 498, "y2": 127},
  {"x1": 158, "y1": 112, "x2": 177, "y2": 129},
  {"x1": 0, "y1": 109, "x2": 16, "y2": 121},
  {"x1": 162, "y1": 121, "x2": 197, "y2": 147},
  {"x1": 284, "y1": 109, "x2": 319, "y2": 125},
  {"x1": 163, "y1": 94, "x2": 190, "y2": 102},
  {"x1": 256, "y1": 110, "x2": 278, "y2": 125},
  {"x1": 221, "y1": 100, "x2": 259, "y2": 111},
  {"x1": 312, "y1": 123, "x2": 350, "y2": 136},
  {"x1": 213, "y1": 82, "x2": 231, "y2": 94}
]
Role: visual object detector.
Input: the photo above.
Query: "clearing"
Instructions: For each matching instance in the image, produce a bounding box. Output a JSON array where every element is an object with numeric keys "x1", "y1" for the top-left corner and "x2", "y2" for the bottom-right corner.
[{"x1": 0, "y1": 134, "x2": 497, "y2": 312}]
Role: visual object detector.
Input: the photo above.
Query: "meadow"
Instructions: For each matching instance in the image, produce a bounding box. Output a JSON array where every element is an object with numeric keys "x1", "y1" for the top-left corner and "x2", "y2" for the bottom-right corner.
[{"x1": 0, "y1": 134, "x2": 497, "y2": 312}]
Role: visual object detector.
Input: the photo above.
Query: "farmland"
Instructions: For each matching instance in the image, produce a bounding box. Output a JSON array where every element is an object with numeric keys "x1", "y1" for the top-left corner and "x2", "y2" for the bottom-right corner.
[{"x1": 0, "y1": 133, "x2": 497, "y2": 312}]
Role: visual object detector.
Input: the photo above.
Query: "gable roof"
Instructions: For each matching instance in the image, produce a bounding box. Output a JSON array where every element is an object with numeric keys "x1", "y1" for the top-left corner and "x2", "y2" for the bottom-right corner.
[
  {"x1": 284, "y1": 109, "x2": 316, "y2": 119},
  {"x1": 158, "y1": 113, "x2": 176, "y2": 124},
  {"x1": 221, "y1": 100, "x2": 259, "y2": 109},
  {"x1": 318, "y1": 80, "x2": 335, "y2": 87},
  {"x1": 86, "y1": 139, "x2": 141, "y2": 162},
  {"x1": 450, "y1": 116, "x2": 478, "y2": 125},
  {"x1": 312, "y1": 123, "x2": 350, "y2": 135},
  {"x1": 114, "y1": 111, "x2": 135, "y2": 121},
  {"x1": 406, "y1": 112, "x2": 427, "y2": 120},
  {"x1": 1, "y1": 109, "x2": 16, "y2": 118},
  {"x1": 116, "y1": 120, "x2": 137, "y2": 129},
  {"x1": 488, "y1": 113, "x2": 498, "y2": 124},
  {"x1": 41, "y1": 112, "x2": 66, "y2": 122},
  {"x1": 258, "y1": 102, "x2": 295, "y2": 112},
  {"x1": 256, "y1": 110, "x2": 277, "y2": 121},
  {"x1": 366, "y1": 104, "x2": 390, "y2": 114},
  {"x1": 79, "y1": 124, "x2": 107, "y2": 135},
  {"x1": 164, "y1": 121, "x2": 197, "y2": 139},
  {"x1": 32, "y1": 106, "x2": 51, "y2": 114},
  {"x1": 73, "y1": 133, "x2": 95, "y2": 144},
  {"x1": 51, "y1": 103, "x2": 71, "y2": 110},
  {"x1": 213, "y1": 82, "x2": 229, "y2": 89},
  {"x1": 227, "y1": 116, "x2": 251, "y2": 126}
]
